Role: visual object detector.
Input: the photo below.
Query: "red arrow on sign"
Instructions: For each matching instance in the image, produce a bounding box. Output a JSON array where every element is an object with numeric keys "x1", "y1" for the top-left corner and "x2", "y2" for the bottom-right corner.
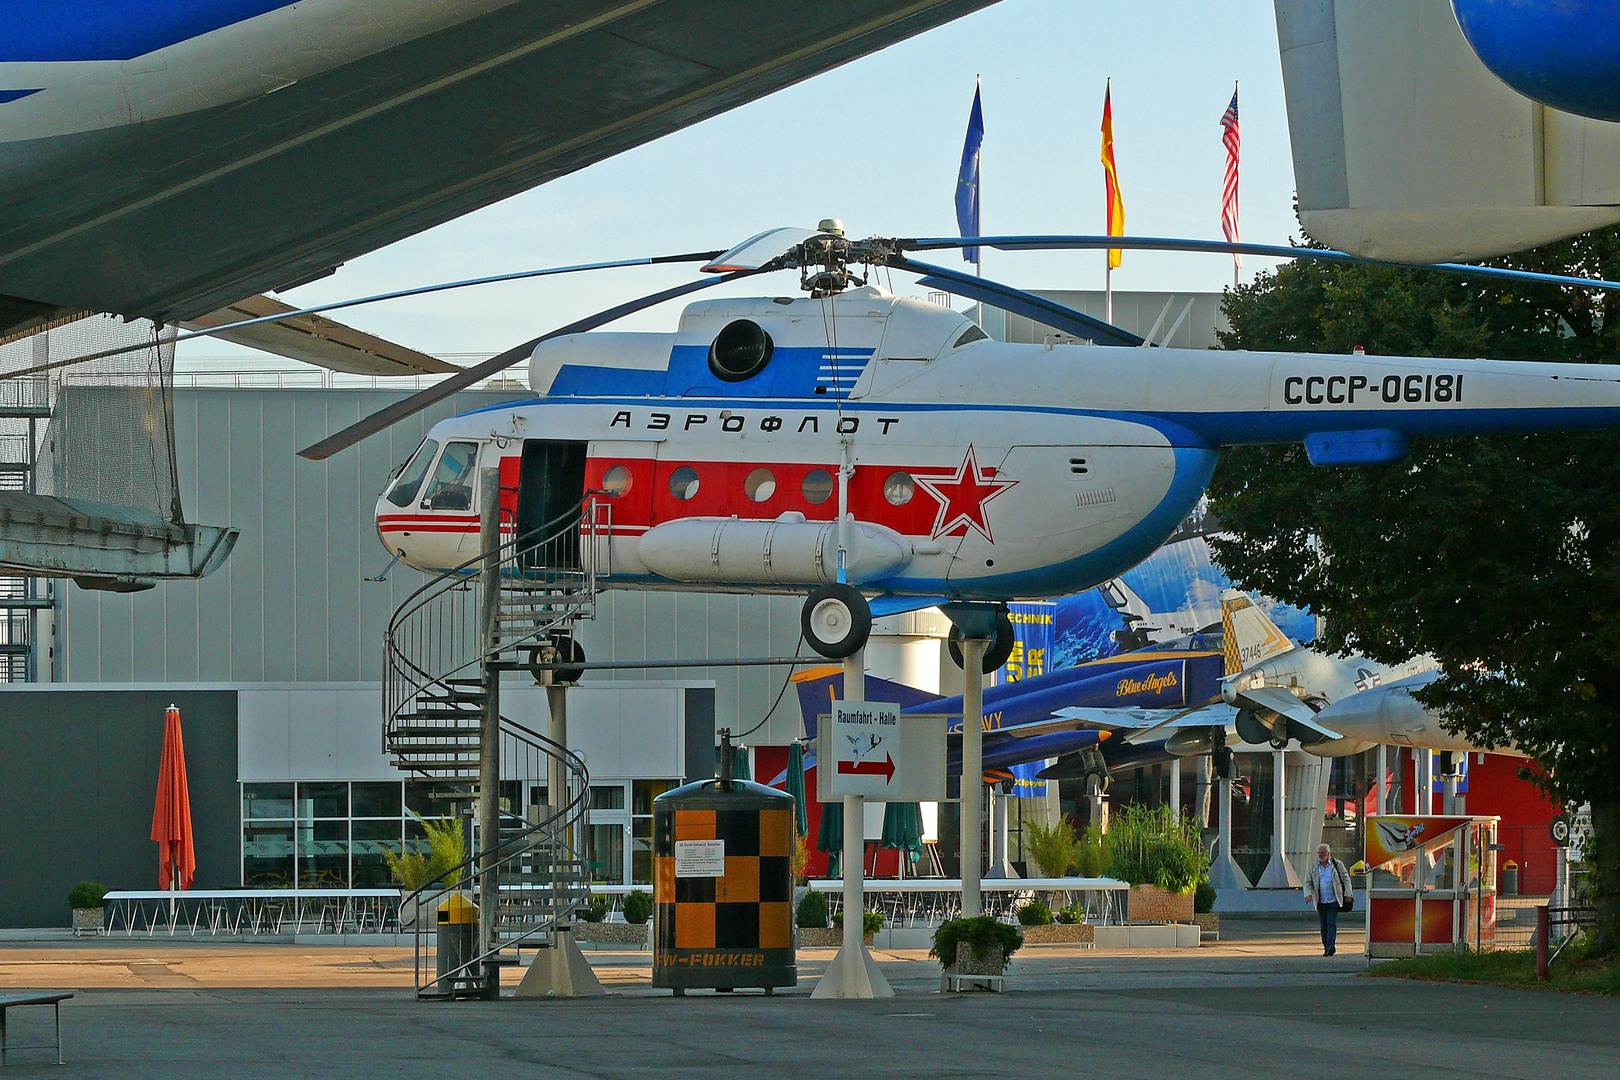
[{"x1": 837, "y1": 754, "x2": 896, "y2": 783}]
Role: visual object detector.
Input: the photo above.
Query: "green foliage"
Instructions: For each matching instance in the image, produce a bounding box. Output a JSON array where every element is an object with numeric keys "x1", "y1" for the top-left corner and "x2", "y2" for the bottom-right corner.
[
  {"x1": 796, "y1": 890, "x2": 829, "y2": 929},
  {"x1": 67, "y1": 881, "x2": 108, "y2": 910},
  {"x1": 1025, "y1": 819, "x2": 1081, "y2": 877},
  {"x1": 1074, "y1": 824, "x2": 1108, "y2": 878},
  {"x1": 384, "y1": 813, "x2": 465, "y2": 891},
  {"x1": 576, "y1": 896, "x2": 610, "y2": 923},
  {"x1": 1102, "y1": 804, "x2": 1208, "y2": 894},
  {"x1": 1017, "y1": 899, "x2": 1054, "y2": 926},
  {"x1": 1194, "y1": 878, "x2": 1217, "y2": 915},
  {"x1": 833, "y1": 909, "x2": 885, "y2": 935},
  {"x1": 623, "y1": 889, "x2": 652, "y2": 925},
  {"x1": 1054, "y1": 901, "x2": 1087, "y2": 925},
  {"x1": 1367, "y1": 939, "x2": 1620, "y2": 995},
  {"x1": 1212, "y1": 227, "x2": 1620, "y2": 950},
  {"x1": 930, "y1": 916, "x2": 1024, "y2": 970}
]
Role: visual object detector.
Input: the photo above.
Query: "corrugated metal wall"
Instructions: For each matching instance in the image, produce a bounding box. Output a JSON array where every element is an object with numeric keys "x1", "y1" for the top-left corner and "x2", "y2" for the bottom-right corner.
[{"x1": 57, "y1": 388, "x2": 807, "y2": 743}]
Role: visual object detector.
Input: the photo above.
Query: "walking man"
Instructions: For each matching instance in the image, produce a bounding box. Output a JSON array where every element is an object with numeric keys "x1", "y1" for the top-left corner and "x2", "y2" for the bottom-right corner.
[{"x1": 1304, "y1": 843, "x2": 1352, "y2": 955}]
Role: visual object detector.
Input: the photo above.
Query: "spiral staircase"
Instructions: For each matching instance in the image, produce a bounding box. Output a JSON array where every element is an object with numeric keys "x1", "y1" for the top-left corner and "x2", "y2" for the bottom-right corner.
[{"x1": 383, "y1": 495, "x2": 605, "y2": 998}]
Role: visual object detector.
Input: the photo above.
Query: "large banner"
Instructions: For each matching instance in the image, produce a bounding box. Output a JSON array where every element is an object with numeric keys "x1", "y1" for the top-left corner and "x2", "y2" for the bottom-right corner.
[{"x1": 1052, "y1": 533, "x2": 1315, "y2": 668}]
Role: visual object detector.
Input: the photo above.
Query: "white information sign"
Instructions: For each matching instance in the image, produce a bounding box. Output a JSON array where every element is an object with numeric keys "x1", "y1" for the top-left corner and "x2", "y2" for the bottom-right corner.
[
  {"x1": 817, "y1": 703, "x2": 947, "y2": 802},
  {"x1": 674, "y1": 839, "x2": 725, "y2": 878}
]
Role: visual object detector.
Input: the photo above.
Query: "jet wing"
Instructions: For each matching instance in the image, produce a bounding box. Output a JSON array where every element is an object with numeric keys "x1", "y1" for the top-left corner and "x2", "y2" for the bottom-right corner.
[
  {"x1": 1054, "y1": 703, "x2": 1239, "y2": 743},
  {"x1": 1233, "y1": 684, "x2": 1343, "y2": 741},
  {"x1": 180, "y1": 295, "x2": 459, "y2": 377}
]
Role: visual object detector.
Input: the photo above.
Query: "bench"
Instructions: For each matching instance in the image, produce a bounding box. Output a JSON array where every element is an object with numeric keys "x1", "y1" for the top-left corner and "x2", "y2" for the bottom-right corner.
[{"x1": 0, "y1": 992, "x2": 73, "y2": 1066}]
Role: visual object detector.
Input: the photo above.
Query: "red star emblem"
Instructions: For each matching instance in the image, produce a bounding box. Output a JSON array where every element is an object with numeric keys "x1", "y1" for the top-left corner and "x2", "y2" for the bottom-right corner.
[{"x1": 912, "y1": 446, "x2": 1018, "y2": 541}]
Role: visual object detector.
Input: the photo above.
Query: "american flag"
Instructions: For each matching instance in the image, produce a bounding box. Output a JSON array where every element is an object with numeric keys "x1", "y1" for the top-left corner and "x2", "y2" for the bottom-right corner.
[{"x1": 1220, "y1": 85, "x2": 1242, "y2": 270}]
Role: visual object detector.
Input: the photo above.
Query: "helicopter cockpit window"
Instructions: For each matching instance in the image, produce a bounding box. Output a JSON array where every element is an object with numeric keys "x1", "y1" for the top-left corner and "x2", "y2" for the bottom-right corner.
[
  {"x1": 953, "y1": 324, "x2": 989, "y2": 348},
  {"x1": 423, "y1": 441, "x2": 479, "y2": 510},
  {"x1": 386, "y1": 438, "x2": 438, "y2": 507},
  {"x1": 708, "y1": 319, "x2": 774, "y2": 381}
]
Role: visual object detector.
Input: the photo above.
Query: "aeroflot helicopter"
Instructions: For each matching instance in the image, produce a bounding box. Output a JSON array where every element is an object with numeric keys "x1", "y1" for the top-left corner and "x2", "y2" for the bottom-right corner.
[{"x1": 284, "y1": 222, "x2": 1620, "y2": 665}]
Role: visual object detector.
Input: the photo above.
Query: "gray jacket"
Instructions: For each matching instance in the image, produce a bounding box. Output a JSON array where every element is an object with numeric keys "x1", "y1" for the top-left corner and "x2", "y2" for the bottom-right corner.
[{"x1": 1303, "y1": 857, "x2": 1351, "y2": 905}]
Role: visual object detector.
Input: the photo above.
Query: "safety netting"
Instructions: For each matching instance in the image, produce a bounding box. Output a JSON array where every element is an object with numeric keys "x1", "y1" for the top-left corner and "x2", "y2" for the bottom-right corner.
[{"x1": 0, "y1": 314, "x2": 183, "y2": 523}]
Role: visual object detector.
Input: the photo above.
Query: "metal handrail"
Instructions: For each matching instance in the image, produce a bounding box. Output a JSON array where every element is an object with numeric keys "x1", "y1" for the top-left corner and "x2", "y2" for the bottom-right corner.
[
  {"x1": 403, "y1": 718, "x2": 592, "y2": 996},
  {"x1": 381, "y1": 492, "x2": 600, "y2": 997}
]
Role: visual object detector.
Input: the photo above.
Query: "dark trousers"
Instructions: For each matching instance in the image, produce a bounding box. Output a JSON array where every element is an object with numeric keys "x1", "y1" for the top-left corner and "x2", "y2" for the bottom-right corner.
[{"x1": 1317, "y1": 901, "x2": 1339, "y2": 951}]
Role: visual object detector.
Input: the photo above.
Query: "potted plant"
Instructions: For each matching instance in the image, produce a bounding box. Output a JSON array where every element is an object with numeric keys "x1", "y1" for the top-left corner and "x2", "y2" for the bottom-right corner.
[
  {"x1": 68, "y1": 881, "x2": 108, "y2": 936},
  {"x1": 795, "y1": 890, "x2": 839, "y2": 947},
  {"x1": 833, "y1": 909, "x2": 884, "y2": 946},
  {"x1": 1193, "y1": 878, "x2": 1219, "y2": 938},
  {"x1": 1103, "y1": 805, "x2": 1208, "y2": 923},
  {"x1": 385, "y1": 814, "x2": 465, "y2": 931},
  {"x1": 931, "y1": 916, "x2": 1023, "y2": 986},
  {"x1": 1017, "y1": 897, "x2": 1096, "y2": 945}
]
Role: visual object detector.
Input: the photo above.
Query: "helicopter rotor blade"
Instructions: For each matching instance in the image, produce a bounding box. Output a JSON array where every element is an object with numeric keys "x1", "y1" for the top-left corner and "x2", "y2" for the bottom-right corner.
[
  {"x1": 296, "y1": 270, "x2": 758, "y2": 461},
  {"x1": 896, "y1": 235, "x2": 1620, "y2": 293},
  {"x1": 890, "y1": 255, "x2": 1143, "y2": 347},
  {"x1": 0, "y1": 251, "x2": 726, "y2": 383}
]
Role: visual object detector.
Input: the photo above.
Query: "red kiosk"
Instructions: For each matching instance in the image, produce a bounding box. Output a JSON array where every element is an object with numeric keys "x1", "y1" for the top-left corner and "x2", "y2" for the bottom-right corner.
[{"x1": 1364, "y1": 815, "x2": 1499, "y2": 958}]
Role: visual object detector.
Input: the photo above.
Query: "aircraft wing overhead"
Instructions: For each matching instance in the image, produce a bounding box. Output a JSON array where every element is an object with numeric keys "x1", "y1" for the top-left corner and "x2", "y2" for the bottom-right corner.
[
  {"x1": 1234, "y1": 684, "x2": 1342, "y2": 741},
  {"x1": 0, "y1": 0, "x2": 998, "y2": 338},
  {"x1": 180, "y1": 295, "x2": 460, "y2": 377}
]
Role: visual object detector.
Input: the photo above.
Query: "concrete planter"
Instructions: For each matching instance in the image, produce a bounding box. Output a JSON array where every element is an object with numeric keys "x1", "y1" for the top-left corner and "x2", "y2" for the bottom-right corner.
[
  {"x1": 71, "y1": 908, "x2": 104, "y2": 937},
  {"x1": 1020, "y1": 922, "x2": 1094, "y2": 945},
  {"x1": 1127, "y1": 884, "x2": 1195, "y2": 924},
  {"x1": 572, "y1": 921, "x2": 649, "y2": 946},
  {"x1": 796, "y1": 927, "x2": 871, "y2": 948}
]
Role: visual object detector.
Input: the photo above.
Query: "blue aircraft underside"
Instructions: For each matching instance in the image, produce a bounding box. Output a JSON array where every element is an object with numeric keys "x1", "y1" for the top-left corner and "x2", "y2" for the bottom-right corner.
[
  {"x1": 0, "y1": 1, "x2": 299, "y2": 64},
  {"x1": 794, "y1": 650, "x2": 1225, "y2": 778},
  {"x1": 1452, "y1": 0, "x2": 1620, "y2": 123}
]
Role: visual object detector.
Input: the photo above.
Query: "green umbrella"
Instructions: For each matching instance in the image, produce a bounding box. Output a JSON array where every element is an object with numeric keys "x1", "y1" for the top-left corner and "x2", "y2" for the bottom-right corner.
[
  {"x1": 786, "y1": 742, "x2": 809, "y2": 837},
  {"x1": 732, "y1": 744, "x2": 751, "y2": 782},
  {"x1": 815, "y1": 798, "x2": 842, "y2": 877},
  {"x1": 880, "y1": 801, "x2": 924, "y2": 865}
]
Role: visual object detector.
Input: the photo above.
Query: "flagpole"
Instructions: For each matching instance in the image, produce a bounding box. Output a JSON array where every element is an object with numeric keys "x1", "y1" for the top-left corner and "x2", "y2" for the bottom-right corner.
[
  {"x1": 1233, "y1": 80, "x2": 1240, "y2": 292},
  {"x1": 975, "y1": 75, "x2": 984, "y2": 326}
]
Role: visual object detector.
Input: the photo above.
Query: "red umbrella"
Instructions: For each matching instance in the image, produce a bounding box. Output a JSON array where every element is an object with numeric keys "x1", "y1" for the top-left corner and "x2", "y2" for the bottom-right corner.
[{"x1": 151, "y1": 704, "x2": 195, "y2": 891}]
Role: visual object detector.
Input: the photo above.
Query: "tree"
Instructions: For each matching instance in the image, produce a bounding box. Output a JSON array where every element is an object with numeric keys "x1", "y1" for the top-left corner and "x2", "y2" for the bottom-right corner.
[{"x1": 1208, "y1": 229, "x2": 1620, "y2": 952}]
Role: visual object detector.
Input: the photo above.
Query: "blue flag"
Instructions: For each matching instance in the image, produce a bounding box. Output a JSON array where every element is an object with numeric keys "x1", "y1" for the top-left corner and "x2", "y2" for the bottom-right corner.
[{"x1": 955, "y1": 84, "x2": 983, "y2": 264}]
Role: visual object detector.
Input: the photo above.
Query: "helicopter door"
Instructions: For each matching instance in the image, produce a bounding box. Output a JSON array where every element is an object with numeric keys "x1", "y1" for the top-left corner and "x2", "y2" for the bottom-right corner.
[{"x1": 516, "y1": 439, "x2": 588, "y2": 569}]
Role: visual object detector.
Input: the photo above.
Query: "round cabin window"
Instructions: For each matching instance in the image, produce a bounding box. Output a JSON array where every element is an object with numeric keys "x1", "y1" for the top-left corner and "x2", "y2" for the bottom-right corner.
[
  {"x1": 602, "y1": 465, "x2": 632, "y2": 497},
  {"x1": 744, "y1": 468, "x2": 776, "y2": 502},
  {"x1": 669, "y1": 466, "x2": 700, "y2": 500},
  {"x1": 802, "y1": 468, "x2": 834, "y2": 505},
  {"x1": 884, "y1": 471, "x2": 915, "y2": 506},
  {"x1": 708, "y1": 319, "x2": 774, "y2": 382}
]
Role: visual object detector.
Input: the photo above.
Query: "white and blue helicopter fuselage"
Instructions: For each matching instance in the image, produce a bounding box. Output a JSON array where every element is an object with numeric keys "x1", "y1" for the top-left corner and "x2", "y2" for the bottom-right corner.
[{"x1": 376, "y1": 286, "x2": 1620, "y2": 622}]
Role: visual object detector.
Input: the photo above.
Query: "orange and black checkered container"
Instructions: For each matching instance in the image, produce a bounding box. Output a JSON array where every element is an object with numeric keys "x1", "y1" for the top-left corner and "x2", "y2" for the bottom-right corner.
[{"x1": 651, "y1": 778, "x2": 797, "y2": 994}]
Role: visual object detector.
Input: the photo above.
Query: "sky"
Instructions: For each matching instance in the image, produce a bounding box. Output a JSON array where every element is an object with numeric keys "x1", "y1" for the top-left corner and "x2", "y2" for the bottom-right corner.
[{"x1": 181, "y1": 0, "x2": 1303, "y2": 365}]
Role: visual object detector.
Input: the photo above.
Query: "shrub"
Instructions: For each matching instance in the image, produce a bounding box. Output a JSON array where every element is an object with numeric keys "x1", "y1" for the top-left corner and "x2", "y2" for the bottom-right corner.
[
  {"x1": 1194, "y1": 878, "x2": 1217, "y2": 914},
  {"x1": 833, "y1": 910, "x2": 885, "y2": 936},
  {"x1": 1102, "y1": 805, "x2": 1209, "y2": 894},
  {"x1": 67, "y1": 881, "x2": 108, "y2": 910},
  {"x1": 930, "y1": 916, "x2": 1024, "y2": 970},
  {"x1": 385, "y1": 813, "x2": 466, "y2": 891},
  {"x1": 1054, "y1": 901, "x2": 1087, "y2": 925},
  {"x1": 576, "y1": 896, "x2": 610, "y2": 923},
  {"x1": 1018, "y1": 899, "x2": 1054, "y2": 926},
  {"x1": 1025, "y1": 819, "x2": 1080, "y2": 877},
  {"x1": 1074, "y1": 824, "x2": 1108, "y2": 878},
  {"x1": 796, "y1": 890, "x2": 829, "y2": 929},
  {"x1": 623, "y1": 889, "x2": 652, "y2": 925}
]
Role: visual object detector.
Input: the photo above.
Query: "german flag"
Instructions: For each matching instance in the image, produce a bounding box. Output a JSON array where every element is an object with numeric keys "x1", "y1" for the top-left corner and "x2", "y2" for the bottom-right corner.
[{"x1": 1101, "y1": 81, "x2": 1126, "y2": 269}]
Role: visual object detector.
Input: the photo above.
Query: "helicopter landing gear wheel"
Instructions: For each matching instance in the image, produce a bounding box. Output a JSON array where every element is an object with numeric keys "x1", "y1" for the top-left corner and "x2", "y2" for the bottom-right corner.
[
  {"x1": 526, "y1": 633, "x2": 586, "y2": 685},
  {"x1": 947, "y1": 608, "x2": 1015, "y2": 673},
  {"x1": 801, "y1": 583, "x2": 871, "y2": 659}
]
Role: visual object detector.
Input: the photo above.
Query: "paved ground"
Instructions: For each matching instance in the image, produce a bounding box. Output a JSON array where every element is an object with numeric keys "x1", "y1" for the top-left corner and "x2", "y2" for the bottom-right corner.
[{"x1": 0, "y1": 921, "x2": 1613, "y2": 1078}]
